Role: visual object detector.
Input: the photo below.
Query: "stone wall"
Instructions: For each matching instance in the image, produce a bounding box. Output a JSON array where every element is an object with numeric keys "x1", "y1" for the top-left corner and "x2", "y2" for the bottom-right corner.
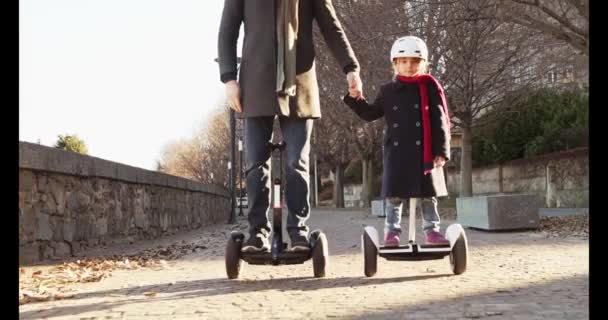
[
  {"x1": 19, "y1": 142, "x2": 230, "y2": 265},
  {"x1": 344, "y1": 184, "x2": 363, "y2": 208},
  {"x1": 446, "y1": 147, "x2": 588, "y2": 207}
]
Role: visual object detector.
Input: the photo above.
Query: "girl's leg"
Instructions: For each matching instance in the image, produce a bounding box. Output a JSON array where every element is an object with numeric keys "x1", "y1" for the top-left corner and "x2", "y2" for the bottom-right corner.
[
  {"x1": 421, "y1": 197, "x2": 449, "y2": 244},
  {"x1": 384, "y1": 197, "x2": 404, "y2": 246},
  {"x1": 420, "y1": 197, "x2": 440, "y2": 233}
]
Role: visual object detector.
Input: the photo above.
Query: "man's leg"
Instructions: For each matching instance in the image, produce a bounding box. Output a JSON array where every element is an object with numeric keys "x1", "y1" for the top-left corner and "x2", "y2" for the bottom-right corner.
[
  {"x1": 242, "y1": 116, "x2": 275, "y2": 252},
  {"x1": 279, "y1": 116, "x2": 313, "y2": 251}
]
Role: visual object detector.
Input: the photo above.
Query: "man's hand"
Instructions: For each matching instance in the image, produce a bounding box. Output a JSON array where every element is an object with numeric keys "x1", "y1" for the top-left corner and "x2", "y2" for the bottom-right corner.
[
  {"x1": 434, "y1": 156, "x2": 447, "y2": 168},
  {"x1": 347, "y1": 71, "x2": 363, "y2": 99},
  {"x1": 225, "y1": 80, "x2": 242, "y2": 113}
]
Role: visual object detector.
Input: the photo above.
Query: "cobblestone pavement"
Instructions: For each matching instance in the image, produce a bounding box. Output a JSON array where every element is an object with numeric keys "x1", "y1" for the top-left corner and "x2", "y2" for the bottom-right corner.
[{"x1": 19, "y1": 208, "x2": 589, "y2": 319}]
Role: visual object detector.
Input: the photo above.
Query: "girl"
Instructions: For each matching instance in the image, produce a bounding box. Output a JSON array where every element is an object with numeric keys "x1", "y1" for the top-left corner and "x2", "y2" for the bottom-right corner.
[{"x1": 343, "y1": 36, "x2": 451, "y2": 247}]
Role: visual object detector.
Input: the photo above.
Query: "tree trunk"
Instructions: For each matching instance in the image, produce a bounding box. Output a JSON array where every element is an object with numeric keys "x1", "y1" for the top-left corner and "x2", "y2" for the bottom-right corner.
[
  {"x1": 309, "y1": 155, "x2": 318, "y2": 208},
  {"x1": 361, "y1": 157, "x2": 372, "y2": 207},
  {"x1": 333, "y1": 163, "x2": 345, "y2": 208},
  {"x1": 368, "y1": 158, "x2": 375, "y2": 202},
  {"x1": 460, "y1": 124, "x2": 473, "y2": 197}
]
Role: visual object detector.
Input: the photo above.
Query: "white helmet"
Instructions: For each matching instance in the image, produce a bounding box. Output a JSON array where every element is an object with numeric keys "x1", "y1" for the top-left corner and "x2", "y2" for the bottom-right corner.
[{"x1": 390, "y1": 36, "x2": 428, "y2": 61}]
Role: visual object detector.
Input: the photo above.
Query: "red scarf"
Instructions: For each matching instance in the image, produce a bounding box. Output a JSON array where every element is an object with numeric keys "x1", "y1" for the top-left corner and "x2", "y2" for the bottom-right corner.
[{"x1": 396, "y1": 74, "x2": 450, "y2": 175}]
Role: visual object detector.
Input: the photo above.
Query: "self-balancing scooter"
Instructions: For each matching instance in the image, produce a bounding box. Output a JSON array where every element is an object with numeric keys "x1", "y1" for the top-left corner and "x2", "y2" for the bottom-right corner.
[
  {"x1": 362, "y1": 198, "x2": 468, "y2": 276},
  {"x1": 225, "y1": 142, "x2": 328, "y2": 279}
]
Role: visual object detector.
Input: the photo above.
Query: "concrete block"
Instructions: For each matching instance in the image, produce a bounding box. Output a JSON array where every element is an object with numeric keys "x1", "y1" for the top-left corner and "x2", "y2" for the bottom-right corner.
[
  {"x1": 456, "y1": 193, "x2": 541, "y2": 230},
  {"x1": 371, "y1": 199, "x2": 386, "y2": 217}
]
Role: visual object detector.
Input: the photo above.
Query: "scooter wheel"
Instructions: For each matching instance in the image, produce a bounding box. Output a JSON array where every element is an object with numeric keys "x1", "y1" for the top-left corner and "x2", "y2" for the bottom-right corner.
[
  {"x1": 311, "y1": 231, "x2": 328, "y2": 278},
  {"x1": 226, "y1": 231, "x2": 244, "y2": 279},
  {"x1": 449, "y1": 232, "x2": 468, "y2": 275},
  {"x1": 363, "y1": 231, "x2": 377, "y2": 277}
]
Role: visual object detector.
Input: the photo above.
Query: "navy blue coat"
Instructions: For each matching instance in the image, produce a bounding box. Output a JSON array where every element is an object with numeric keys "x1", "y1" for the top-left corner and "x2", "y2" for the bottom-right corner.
[{"x1": 343, "y1": 78, "x2": 450, "y2": 198}]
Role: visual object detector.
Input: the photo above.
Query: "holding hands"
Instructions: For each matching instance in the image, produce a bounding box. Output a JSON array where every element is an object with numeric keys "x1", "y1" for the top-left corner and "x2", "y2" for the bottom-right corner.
[{"x1": 347, "y1": 71, "x2": 364, "y2": 100}]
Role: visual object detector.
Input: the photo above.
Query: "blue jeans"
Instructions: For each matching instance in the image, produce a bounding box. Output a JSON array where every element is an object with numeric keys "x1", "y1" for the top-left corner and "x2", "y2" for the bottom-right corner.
[
  {"x1": 384, "y1": 197, "x2": 441, "y2": 234},
  {"x1": 245, "y1": 116, "x2": 313, "y2": 239}
]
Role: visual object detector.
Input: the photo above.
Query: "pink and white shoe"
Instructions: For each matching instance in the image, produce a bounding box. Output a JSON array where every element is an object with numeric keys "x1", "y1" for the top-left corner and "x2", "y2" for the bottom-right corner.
[
  {"x1": 383, "y1": 231, "x2": 400, "y2": 247},
  {"x1": 425, "y1": 230, "x2": 450, "y2": 245}
]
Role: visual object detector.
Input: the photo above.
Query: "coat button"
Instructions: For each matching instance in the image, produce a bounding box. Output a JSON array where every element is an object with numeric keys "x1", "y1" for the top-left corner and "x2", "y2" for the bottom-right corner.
[
  {"x1": 416, "y1": 121, "x2": 420, "y2": 127},
  {"x1": 414, "y1": 104, "x2": 419, "y2": 109},
  {"x1": 394, "y1": 141, "x2": 399, "y2": 146},
  {"x1": 393, "y1": 105, "x2": 398, "y2": 110},
  {"x1": 393, "y1": 123, "x2": 399, "y2": 128},
  {"x1": 416, "y1": 140, "x2": 421, "y2": 146}
]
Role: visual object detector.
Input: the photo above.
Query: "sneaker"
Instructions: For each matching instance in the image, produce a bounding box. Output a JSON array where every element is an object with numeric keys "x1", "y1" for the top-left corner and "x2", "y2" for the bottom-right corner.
[
  {"x1": 425, "y1": 230, "x2": 450, "y2": 245},
  {"x1": 241, "y1": 232, "x2": 270, "y2": 253},
  {"x1": 383, "y1": 231, "x2": 400, "y2": 247},
  {"x1": 290, "y1": 233, "x2": 310, "y2": 252}
]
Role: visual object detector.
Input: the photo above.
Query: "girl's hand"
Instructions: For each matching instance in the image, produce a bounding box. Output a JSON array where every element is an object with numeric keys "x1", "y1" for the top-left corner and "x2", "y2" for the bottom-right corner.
[
  {"x1": 434, "y1": 156, "x2": 447, "y2": 168},
  {"x1": 348, "y1": 88, "x2": 360, "y2": 98},
  {"x1": 347, "y1": 71, "x2": 364, "y2": 100}
]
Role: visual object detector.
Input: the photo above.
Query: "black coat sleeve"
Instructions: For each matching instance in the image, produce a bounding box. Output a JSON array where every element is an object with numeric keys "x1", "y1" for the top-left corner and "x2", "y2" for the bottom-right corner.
[
  {"x1": 217, "y1": 0, "x2": 244, "y2": 83},
  {"x1": 342, "y1": 89, "x2": 385, "y2": 122},
  {"x1": 313, "y1": 0, "x2": 360, "y2": 74}
]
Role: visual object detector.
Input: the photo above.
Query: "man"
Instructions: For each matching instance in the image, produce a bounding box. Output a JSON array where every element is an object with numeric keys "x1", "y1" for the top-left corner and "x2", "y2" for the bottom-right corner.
[{"x1": 218, "y1": 0, "x2": 363, "y2": 252}]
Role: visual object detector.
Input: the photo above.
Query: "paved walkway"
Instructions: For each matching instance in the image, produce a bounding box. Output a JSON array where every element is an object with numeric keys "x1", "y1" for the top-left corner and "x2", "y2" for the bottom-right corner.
[{"x1": 19, "y1": 208, "x2": 589, "y2": 319}]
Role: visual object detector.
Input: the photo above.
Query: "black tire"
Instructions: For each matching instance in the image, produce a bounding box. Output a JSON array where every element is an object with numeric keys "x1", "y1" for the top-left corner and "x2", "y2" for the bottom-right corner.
[
  {"x1": 450, "y1": 233, "x2": 468, "y2": 275},
  {"x1": 311, "y1": 232, "x2": 328, "y2": 278},
  {"x1": 363, "y1": 232, "x2": 377, "y2": 277},
  {"x1": 226, "y1": 232, "x2": 244, "y2": 279}
]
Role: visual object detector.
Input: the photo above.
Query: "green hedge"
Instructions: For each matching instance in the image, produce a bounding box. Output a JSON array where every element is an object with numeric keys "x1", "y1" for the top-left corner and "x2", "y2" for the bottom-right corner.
[{"x1": 472, "y1": 87, "x2": 588, "y2": 167}]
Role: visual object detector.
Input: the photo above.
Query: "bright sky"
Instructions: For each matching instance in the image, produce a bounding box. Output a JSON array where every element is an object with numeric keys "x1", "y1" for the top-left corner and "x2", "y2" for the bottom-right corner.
[{"x1": 19, "y1": 0, "x2": 242, "y2": 170}]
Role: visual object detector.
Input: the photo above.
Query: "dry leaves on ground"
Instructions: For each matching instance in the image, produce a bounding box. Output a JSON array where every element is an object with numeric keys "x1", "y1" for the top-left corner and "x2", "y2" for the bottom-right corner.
[
  {"x1": 539, "y1": 214, "x2": 589, "y2": 239},
  {"x1": 19, "y1": 238, "x2": 214, "y2": 305}
]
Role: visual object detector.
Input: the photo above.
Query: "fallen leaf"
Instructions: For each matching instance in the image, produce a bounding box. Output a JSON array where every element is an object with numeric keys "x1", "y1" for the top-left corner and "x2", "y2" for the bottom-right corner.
[
  {"x1": 539, "y1": 214, "x2": 588, "y2": 238},
  {"x1": 19, "y1": 240, "x2": 212, "y2": 305}
]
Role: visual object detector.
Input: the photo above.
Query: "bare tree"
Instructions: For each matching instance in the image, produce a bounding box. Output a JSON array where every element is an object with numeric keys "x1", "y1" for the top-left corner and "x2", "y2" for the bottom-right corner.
[
  {"x1": 157, "y1": 137, "x2": 201, "y2": 180},
  {"x1": 313, "y1": 0, "x2": 407, "y2": 207},
  {"x1": 493, "y1": 0, "x2": 588, "y2": 55},
  {"x1": 312, "y1": 0, "x2": 585, "y2": 201},
  {"x1": 401, "y1": 0, "x2": 557, "y2": 196},
  {"x1": 311, "y1": 108, "x2": 357, "y2": 208},
  {"x1": 442, "y1": 1, "x2": 551, "y2": 196},
  {"x1": 158, "y1": 107, "x2": 233, "y2": 189}
]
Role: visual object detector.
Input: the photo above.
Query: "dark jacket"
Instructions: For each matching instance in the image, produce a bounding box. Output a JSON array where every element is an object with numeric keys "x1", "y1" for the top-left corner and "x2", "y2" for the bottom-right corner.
[
  {"x1": 218, "y1": 0, "x2": 359, "y2": 118},
  {"x1": 343, "y1": 78, "x2": 451, "y2": 198}
]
